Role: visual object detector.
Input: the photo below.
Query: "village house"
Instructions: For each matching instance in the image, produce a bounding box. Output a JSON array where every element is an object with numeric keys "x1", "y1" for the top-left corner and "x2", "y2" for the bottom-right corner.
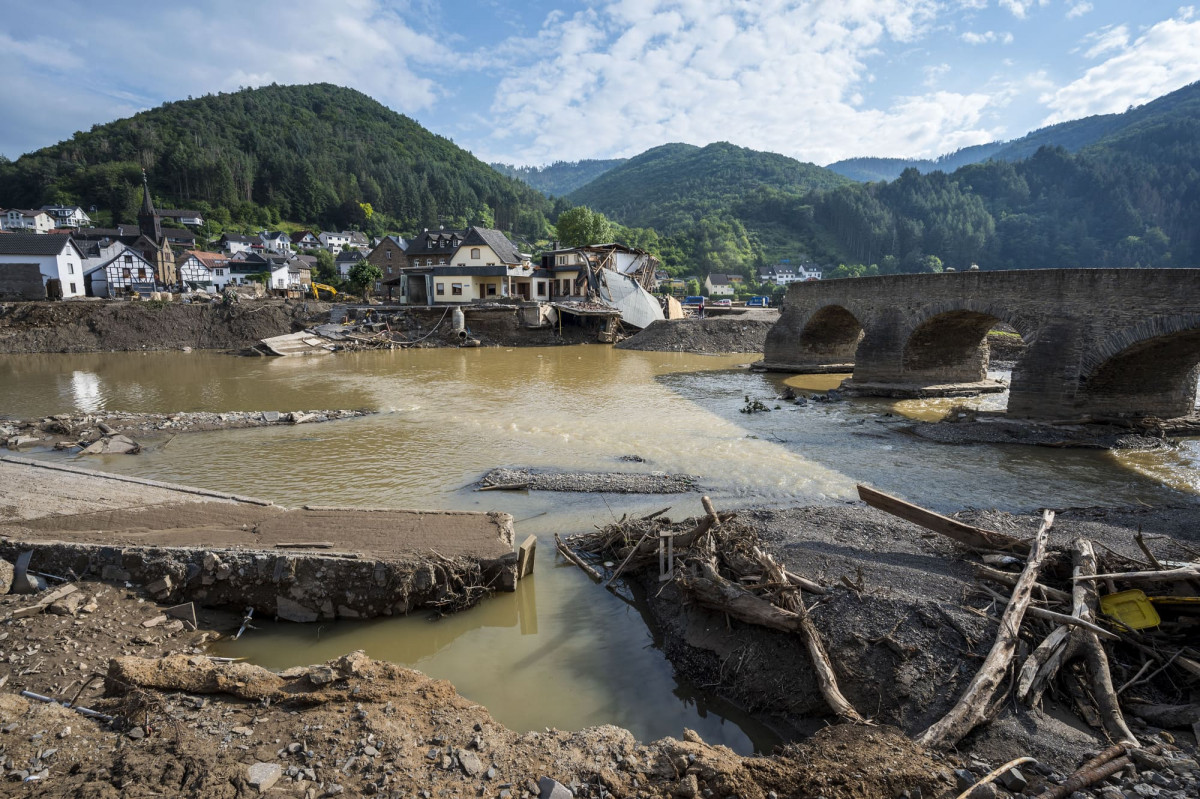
[
  {"x1": 3, "y1": 209, "x2": 54, "y2": 233},
  {"x1": 259, "y1": 231, "x2": 291, "y2": 253},
  {"x1": 217, "y1": 233, "x2": 256, "y2": 255},
  {"x1": 318, "y1": 230, "x2": 349, "y2": 251},
  {"x1": 159, "y1": 209, "x2": 205, "y2": 227},
  {"x1": 399, "y1": 227, "x2": 531, "y2": 305},
  {"x1": 40, "y1": 205, "x2": 92, "y2": 228},
  {"x1": 0, "y1": 233, "x2": 87, "y2": 297},
  {"x1": 757, "y1": 261, "x2": 822, "y2": 285},
  {"x1": 83, "y1": 246, "x2": 157, "y2": 298},
  {"x1": 177, "y1": 250, "x2": 229, "y2": 289},
  {"x1": 291, "y1": 230, "x2": 321, "y2": 250},
  {"x1": 368, "y1": 235, "x2": 408, "y2": 298},
  {"x1": 335, "y1": 248, "x2": 365, "y2": 278},
  {"x1": 704, "y1": 273, "x2": 742, "y2": 296}
]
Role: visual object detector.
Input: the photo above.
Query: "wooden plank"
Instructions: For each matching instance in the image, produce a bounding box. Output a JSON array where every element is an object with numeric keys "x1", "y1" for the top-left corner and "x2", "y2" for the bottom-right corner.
[{"x1": 857, "y1": 484, "x2": 1027, "y2": 553}]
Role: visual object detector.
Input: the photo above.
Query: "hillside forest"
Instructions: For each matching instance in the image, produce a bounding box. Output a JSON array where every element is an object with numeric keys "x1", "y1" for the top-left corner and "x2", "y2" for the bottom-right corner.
[{"x1": 2, "y1": 81, "x2": 1199, "y2": 283}]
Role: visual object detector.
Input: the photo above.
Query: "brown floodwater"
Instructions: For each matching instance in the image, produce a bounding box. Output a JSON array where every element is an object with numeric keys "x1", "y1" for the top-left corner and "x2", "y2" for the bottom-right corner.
[{"x1": 1, "y1": 346, "x2": 1196, "y2": 751}]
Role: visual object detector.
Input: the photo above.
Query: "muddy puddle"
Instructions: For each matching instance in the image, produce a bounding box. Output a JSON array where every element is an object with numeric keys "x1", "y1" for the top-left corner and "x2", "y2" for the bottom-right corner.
[{"x1": 1, "y1": 346, "x2": 1196, "y2": 751}]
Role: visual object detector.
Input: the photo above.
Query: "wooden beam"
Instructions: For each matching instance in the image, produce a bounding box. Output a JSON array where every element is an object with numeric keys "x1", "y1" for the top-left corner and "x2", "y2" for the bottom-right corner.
[{"x1": 857, "y1": 484, "x2": 1028, "y2": 553}]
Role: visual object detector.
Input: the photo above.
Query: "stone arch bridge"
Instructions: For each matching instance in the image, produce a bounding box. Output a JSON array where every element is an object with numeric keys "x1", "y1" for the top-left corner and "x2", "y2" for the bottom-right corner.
[{"x1": 760, "y1": 269, "x2": 1200, "y2": 420}]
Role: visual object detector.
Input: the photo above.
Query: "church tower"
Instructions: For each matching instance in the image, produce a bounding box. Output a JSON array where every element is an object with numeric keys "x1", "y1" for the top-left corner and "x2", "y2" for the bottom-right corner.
[{"x1": 138, "y1": 170, "x2": 162, "y2": 243}]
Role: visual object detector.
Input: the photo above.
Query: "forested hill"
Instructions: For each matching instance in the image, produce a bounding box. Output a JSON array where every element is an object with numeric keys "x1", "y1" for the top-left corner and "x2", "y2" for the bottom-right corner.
[
  {"x1": 491, "y1": 158, "x2": 626, "y2": 197},
  {"x1": 827, "y1": 80, "x2": 1200, "y2": 183},
  {"x1": 567, "y1": 142, "x2": 849, "y2": 231},
  {"x1": 0, "y1": 83, "x2": 555, "y2": 238}
]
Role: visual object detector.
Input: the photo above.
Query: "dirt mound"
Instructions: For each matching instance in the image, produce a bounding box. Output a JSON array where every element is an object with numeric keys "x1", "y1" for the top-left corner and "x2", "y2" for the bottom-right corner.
[
  {"x1": 617, "y1": 317, "x2": 775, "y2": 354},
  {"x1": 0, "y1": 300, "x2": 324, "y2": 353}
]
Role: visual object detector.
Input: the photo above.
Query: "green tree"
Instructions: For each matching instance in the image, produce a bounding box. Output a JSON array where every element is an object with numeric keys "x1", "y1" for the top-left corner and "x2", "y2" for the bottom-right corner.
[
  {"x1": 313, "y1": 249, "x2": 336, "y2": 283},
  {"x1": 555, "y1": 206, "x2": 614, "y2": 246},
  {"x1": 347, "y1": 260, "x2": 383, "y2": 302},
  {"x1": 685, "y1": 278, "x2": 701, "y2": 296}
]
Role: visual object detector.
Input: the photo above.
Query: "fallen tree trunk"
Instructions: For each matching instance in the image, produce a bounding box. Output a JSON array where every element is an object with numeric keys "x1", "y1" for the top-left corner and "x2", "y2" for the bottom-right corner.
[
  {"x1": 1074, "y1": 565, "x2": 1200, "y2": 584},
  {"x1": 554, "y1": 533, "x2": 603, "y2": 582},
  {"x1": 858, "y1": 484, "x2": 1028, "y2": 553},
  {"x1": 1123, "y1": 701, "x2": 1200, "y2": 729},
  {"x1": 1043, "y1": 744, "x2": 1133, "y2": 799},
  {"x1": 916, "y1": 510, "x2": 1053, "y2": 749},
  {"x1": 974, "y1": 564, "x2": 1072, "y2": 603},
  {"x1": 1073, "y1": 537, "x2": 1140, "y2": 748}
]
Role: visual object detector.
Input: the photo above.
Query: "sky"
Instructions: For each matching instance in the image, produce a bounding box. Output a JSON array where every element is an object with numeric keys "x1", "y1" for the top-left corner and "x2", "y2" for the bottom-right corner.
[{"x1": 2, "y1": 1, "x2": 1199, "y2": 167}]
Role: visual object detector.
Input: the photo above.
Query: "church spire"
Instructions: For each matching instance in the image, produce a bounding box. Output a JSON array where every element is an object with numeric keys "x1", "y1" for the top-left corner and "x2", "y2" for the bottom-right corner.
[{"x1": 138, "y1": 169, "x2": 161, "y2": 243}]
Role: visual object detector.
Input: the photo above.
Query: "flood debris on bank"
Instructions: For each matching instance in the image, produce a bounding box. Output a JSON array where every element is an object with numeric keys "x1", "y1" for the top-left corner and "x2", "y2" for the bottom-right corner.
[
  {"x1": 557, "y1": 492, "x2": 1200, "y2": 799},
  {"x1": 1, "y1": 409, "x2": 371, "y2": 453},
  {"x1": 907, "y1": 409, "x2": 1196, "y2": 451},
  {"x1": 480, "y1": 467, "x2": 700, "y2": 494}
]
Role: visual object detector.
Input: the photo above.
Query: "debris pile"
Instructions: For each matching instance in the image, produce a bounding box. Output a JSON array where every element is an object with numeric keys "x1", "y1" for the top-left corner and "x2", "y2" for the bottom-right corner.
[
  {"x1": 559, "y1": 490, "x2": 1200, "y2": 799},
  {"x1": 480, "y1": 467, "x2": 699, "y2": 495}
]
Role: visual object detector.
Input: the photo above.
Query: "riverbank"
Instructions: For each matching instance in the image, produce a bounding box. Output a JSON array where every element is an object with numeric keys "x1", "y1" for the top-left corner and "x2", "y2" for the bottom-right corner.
[{"x1": 616, "y1": 313, "x2": 778, "y2": 354}]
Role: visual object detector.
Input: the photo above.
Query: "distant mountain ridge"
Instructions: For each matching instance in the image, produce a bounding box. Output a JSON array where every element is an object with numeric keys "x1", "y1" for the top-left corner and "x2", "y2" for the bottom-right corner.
[
  {"x1": 826, "y1": 81, "x2": 1200, "y2": 182},
  {"x1": 491, "y1": 159, "x2": 627, "y2": 197}
]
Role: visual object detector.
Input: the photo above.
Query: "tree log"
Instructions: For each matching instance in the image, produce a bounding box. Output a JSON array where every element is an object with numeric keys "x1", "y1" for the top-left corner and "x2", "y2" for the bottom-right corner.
[
  {"x1": 1123, "y1": 701, "x2": 1200, "y2": 729},
  {"x1": 1074, "y1": 565, "x2": 1200, "y2": 583},
  {"x1": 916, "y1": 510, "x2": 1053, "y2": 749},
  {"x1": 974, "y1": 564, "x2": 1072, "y2": 603},
  {"x1": 857, "y1": 484, "x2": 1028, "y2": 553},
  {"x1": 1072, "y1": 538, "x2": 1139, "y2": 748},
  {"x1": 554, "y1": 533, "x2": 603, "y2": 582}
]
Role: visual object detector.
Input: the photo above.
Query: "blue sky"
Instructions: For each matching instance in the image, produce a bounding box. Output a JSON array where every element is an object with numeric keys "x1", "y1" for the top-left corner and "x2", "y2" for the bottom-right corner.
[{"x1": 2, "y1": 1, "x2": 1198, "y2": 167}]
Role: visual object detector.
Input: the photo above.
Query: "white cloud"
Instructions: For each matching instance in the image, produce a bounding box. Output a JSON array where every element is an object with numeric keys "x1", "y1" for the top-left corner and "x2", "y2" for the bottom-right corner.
[
  {"x1": 1042, "y1": 12, "x2": 1200, "y2": 124},
  {"x1": 1066, "y1": 2, "x2": 1093, "y2": 19},
  {"x1": 1080, "y1": 24, "x2": 1129, "y2": 58},
  {"x1": 484, "y1": 0, "x2": 1012, "y2": 165},
  {"x1": 999, "y1": 0, "x2": 1049, "y2": 19},
  {"x1": 0, "y1": 0, "x2": 446, "y2": 158},
  {"x1": 961, "y1": 30, "x2": 1014, "y2": 45}
]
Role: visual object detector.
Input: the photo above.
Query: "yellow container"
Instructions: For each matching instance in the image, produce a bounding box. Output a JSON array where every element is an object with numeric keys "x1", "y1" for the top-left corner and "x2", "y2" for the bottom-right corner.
[{"x1": 1099, "y1": 589, "x2": 1161, "y2": 630}]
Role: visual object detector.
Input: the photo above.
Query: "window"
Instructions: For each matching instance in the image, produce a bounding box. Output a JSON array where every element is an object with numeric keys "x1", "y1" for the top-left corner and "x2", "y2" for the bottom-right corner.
[
  {"x1": 69, "y1": 283, "x2": 76, "y2": 294},
  {"x1": 137, "y1": 268, "x2": 147, "y2": 279},
  {"x1": 451, "y1": 283, "x2": 463, "y2": 296},
  {"x1": 67, "y1": 263, "x2": 75, "y2": 274},
  {"x1": 440, "y1": 257, "x2": 448, "y2": 265},
  {"x1": 471, "y1": 248, "x2": 480, "y2": 259},
  {"x1": 123, "y1": 255, "x2": 133, "y2": 264},
  {"x1": 436, "y1": 283, "x2": 444, "y2": 295},
  {"x1": 386, "y1": 250, "x2": 391, "y2": 260},
  {"x1": 557, "y1": 255, "x2": 565, "y2": 265},
  {"x1": 486, "y1": 283, "x2": 497, "y2": 296},
  {"x1": 536, "y1": 281, "x2": 546, "y2": 296},
  {"x1": 123, "y1": 268, "x2": 132, "y2": 278}
]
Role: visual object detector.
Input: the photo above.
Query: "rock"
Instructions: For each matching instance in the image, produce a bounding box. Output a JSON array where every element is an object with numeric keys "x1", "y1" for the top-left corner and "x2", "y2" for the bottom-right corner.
[
  {"x1": 276, "y1": 597, "x2": 319, "y2": 623},
  {"x1": 538, "y1": 776, "x2": 573, "y2": 799},
  {"x1": 953, "y1": 769, "x2": 976, "y2": 791},
  {"x1": 232, "y1": 726, "x2": 254, "y2": 737},
  {"x1": 145, "y1": 576, "x2": 173, "y2": 596},
  {"x1": 127, "y1": 727, "x2": 145, "y2": 740},
  {"x1": 964, "y1": 783, "x2": 998, "y2": 799},
  {"x1": 262, "y1": 411, "x2": 280, "y2": 422},
  {"x1": 58, "y1": 727, "x2": 71, "y2": 739},
  {"x1": 141, "y1": 614, "x2": 168, "y2": 628},
  {"x1": 96, "y1": 422, "x2": 116, "y2": 436},
  {"x1": 7, "y1": 435, "x2": 40, "y2": 449},
  {"x1": 998, "y1": 767, "x2": 1028, "y2": 793},
  {"x1": 100, "y1": 565, "x2": 131, "y2": 582},
  {"x1": 247, "y1": 762, "x2": 282, "y2": 792},
  {"x1": 674, "y1": 774, "x2": 699, "y2": 798},
  {"x1": 457, "y1": 749, "x2": 484, "y2": 777},
  {"x1": 47, "y1": 592, "x2": 85, "y2": 616},
  {"x1": 0, "y1": 559, "x2": 12, "y2": 595}
]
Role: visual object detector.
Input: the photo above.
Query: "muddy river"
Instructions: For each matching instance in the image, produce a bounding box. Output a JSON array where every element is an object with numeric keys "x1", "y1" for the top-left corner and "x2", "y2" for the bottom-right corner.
[{"x1": 1, "y1": 347, "x2": 1196, "y2": 752}]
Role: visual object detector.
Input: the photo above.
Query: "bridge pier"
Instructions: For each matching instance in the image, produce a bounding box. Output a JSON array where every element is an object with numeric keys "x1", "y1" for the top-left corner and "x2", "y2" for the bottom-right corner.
[{"x1": 761, "y1": 270, "x2": 1200, "y2": 421}]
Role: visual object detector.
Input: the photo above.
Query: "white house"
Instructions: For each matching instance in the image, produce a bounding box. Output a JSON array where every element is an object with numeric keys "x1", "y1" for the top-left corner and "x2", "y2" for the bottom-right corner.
[
  {"x1": 704, "y1": 274, "x2": 741, "y2": 296},
  {"x1": 177, "y1": 250, "x2": 229, "y2": 288},
  {"x1": 268, "y1": 262, "x2": 291, "y2": 290},
  {"x1": 291, "y1": 230, "x2": 320, "y2": 249},
  {"x1": 218, "y1": 234, "x2": 256, "y2": 255},
  {"x1": 0, "y1": 233, "x2": 87, "y2": 297},
  {"x1": 40, "y1": 205, "x2": 92, "y2": 228},
  {"x1": 83, "y1": 247, "x2": 157, "y2": 298},
  {"x1": 160, "y1": 209, "x2": 205, "y2": 226},
  {"x1": 4, "y1": 209, "x2": 54, "y2": 233},
  {"x1": 259, "y1": 231, "x2": 291, "y2": 253},
  {"x1": 319, "y1": 231, "x2": 350, "y2": 251},
  {"x1": 758, "y1": 262, "x2": 822, "y2": 285}
]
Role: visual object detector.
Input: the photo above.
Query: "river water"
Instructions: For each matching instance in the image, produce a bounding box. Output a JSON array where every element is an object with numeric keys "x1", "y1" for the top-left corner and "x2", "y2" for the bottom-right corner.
[{"x1": 1, "y1": 347, "x2": 1196, "y2": 751}]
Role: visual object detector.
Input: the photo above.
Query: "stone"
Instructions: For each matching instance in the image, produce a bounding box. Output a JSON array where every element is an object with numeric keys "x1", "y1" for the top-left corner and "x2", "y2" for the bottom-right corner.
[
  {"x1": 141, "y1": 614, "x2": 168, "y2": 628},
  {"x1": 457, "y1": 749, "x2": 484, "y2": 777},
  {"x1": 232, "y1": 726, "x2": 254, "y2": 737},
  {"x1": 0, "y1": 558, "x2": 12, "y2": 595},
  {"x1": 247, "y1": 762, "x2": 282, "y2": 792},
  {"x1": 127, "y1": 727, "x2": 144, "y2": 740},
  {"x1": 145, "y1": 576, "x2": 173, "y2": 596},
  {"x1": 538, "y1": 776, "x2": 573, "y2": 799},
  {"x1": 47, "y1": 592, "x2": 85, "y2": 616},
  {"x1": 7, "y1": 435, "x2": 40, "y2": 449},
  {"x1": 100, "y1": 565, "x2": 131, "y2": 582},
  {"x1": 964, "y1": 784, "x2": 998, "y2": 799},
  {"x1": 262, "y1": 411, "x2": 281, "y2": 422},
  {"x1": 674, "y1": 774, "x2": 699, "y2": 798},
  {"x1": 363, "y1": 745, "x2": 378, "y2": 757},
  {"x1": 998, "y1": 767, "x2": 1028, "y2": 793},
  {"x1": 276, "y1": 597, "x2": 319, "y2": 623},
  {"x1": 953, "y1": 769, "x2": 976, "y2": 791}
]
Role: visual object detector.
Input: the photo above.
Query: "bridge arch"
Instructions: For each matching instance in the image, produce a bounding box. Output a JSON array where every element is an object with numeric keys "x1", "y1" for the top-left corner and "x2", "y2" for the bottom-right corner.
[
  {"x1": 796, "y1": 304, "x2": 864, "y2": 367},
  {"x1": 1079, "y1": 314, "x2": 1200, "y2": 418},
  {"x1": 900, "y1": 301, "x2": 1035, "y2": 385}
]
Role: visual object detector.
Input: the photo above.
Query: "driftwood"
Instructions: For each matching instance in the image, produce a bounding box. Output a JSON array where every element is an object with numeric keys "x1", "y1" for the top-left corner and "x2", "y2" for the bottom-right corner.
[
  {"x1": 917, "y1": 510, "x2": 1053, "y2": 749},
  {"x1": 1074, "y1": 564, "x2": 1200, "y2": 583},
  {"x1": 554, "y1": 533, "x2": 603, "y2": 582},
  {"x1": 1043, "y1": 744, "x2": 1134, "y2": 799},
  {"x1": 977, "y1": 584, "x2": 1118, "y2": 640},
  {"x1": 477, "y1": 482, "x2": 530, "y2": 492},
  {"x1": 1073, "y1": 538, "x2": 1140, "y2": 747},
  {"x1": 953, "y1": 756, "x2": 1037, "y2": 799},
  {"x1": 974, "y1": 564, "x2": 1072, "y2": 603},
  {"x1": 1123, "y1": 701, "x2": 1200, "y2": 729},
  {"x1": 858, "y1": 484, "x2": 1028, "y2": 553}
]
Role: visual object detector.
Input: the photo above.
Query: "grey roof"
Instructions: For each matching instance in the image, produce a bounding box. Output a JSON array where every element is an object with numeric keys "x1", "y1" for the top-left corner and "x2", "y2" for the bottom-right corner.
[
  {"x1": 459, "y1": 227, "x2": 522, "y2": 265},
  {"x1": 0, "y1": 233, "x2": 80, "y2": 257},
  {"x1": 406, "y1": 228, "x2": 466, "y2": 257},
  {"x1": 221, "y1": 234, "x2": 256, "y2": 243},
  {"x1": 336, "y1": 250, "x2": 365, "y2": 262},
  {"x1": 159, "y1": 209, "x2": 203, "y2": 218}
]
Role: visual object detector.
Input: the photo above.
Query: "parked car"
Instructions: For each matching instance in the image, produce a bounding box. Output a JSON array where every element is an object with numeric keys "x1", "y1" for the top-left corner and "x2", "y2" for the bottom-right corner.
[
  {"x1": 747, "y1": 295, "x2": 771, "y2": 307},
  {"x1": 712, "y1": 298, "x2": 732, "y2": 307},
  {"x1": 681, "y1": 296, "x2": 706, "y2": 306}
]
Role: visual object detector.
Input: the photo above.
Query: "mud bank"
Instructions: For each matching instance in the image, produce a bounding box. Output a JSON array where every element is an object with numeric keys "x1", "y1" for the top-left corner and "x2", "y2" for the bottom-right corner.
[
  {"x1": 616, "y1": 315, "x2": 777, "y2": 355},
  {"x1": 1, "y1": 409, "x2": 371, "y2": 452},
  {"x1": 481, "y1": 467, "x2": 700, "y2": 494},
  {"x1": 325, "y1": 304, "x2": 600, "y2": 350},
  {"x1": 0, "y1": 300, "x2": 326, "y2": 354}
]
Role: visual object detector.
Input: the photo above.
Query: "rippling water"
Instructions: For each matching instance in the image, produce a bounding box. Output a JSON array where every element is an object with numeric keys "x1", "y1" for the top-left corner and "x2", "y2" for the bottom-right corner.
[{"x1": 1, "y1": 346, "x2": 1195, "y2": 750}]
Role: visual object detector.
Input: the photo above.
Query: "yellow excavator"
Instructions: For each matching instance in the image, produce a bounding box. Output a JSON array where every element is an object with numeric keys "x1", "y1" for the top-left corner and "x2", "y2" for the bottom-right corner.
[{"x1": 310, "y1": 282, "x2": 338, "y2": 300}]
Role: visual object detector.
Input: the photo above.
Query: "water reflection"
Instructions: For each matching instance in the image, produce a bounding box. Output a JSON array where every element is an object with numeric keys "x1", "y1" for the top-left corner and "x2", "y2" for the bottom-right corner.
[{"x1": 70, "y1": 371, "x2": 102, "y2": 413}]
